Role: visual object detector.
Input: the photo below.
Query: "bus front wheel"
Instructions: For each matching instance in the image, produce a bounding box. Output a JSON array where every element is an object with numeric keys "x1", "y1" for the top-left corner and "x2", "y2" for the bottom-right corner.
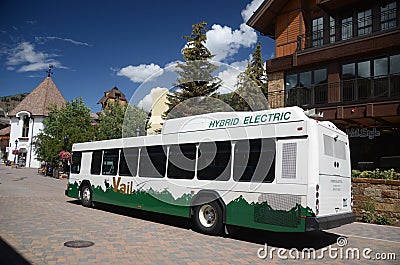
[
  {"x1": 193, "y1": 201, "x2": 223, "y2": 235},
  {"x1": 81, "y1": 185, "x2": 92, "y2": 207}
]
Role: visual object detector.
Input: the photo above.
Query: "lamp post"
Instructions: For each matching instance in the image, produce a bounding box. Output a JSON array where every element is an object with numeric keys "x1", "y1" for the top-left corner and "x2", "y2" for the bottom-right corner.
[
  {"x1": 13, "y1": 139, "x2": 18, "y2": 164},
  {"x1": 63, "y1": 135, "x2": 69, "y2": 151},
  {"x1": 63, "y1": 135, "x2": 69, "y2": 174}
]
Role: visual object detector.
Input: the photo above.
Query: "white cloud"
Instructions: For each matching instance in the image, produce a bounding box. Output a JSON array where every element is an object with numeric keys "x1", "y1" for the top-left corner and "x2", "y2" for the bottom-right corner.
[
  {"x1": 6, "y1": 41, "x2": 65, "y2": 72},
  {"x1": 138, "y1": 87, "x2": 168, "y2": 112},
  {"x1": 241, "y1": 0, "x2": 264, "y2": 23},
  {"x1": 35, "y1": 36, "x2": 90, "y2": 46},
  {"x1": 117, "y1": 63, "x2": 163, "y2": 83},
  {"x1": 217, "y1": 60, "x2": 248, "y2": 94},
  {"x1": 205, "y1": 23, "x2": 257, "y2": 62}
]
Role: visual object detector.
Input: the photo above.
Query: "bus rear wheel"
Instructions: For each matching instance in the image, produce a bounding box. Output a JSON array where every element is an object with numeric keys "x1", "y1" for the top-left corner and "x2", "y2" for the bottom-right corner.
[
  {"x1": 193, "y1": 201, "x2": 223, "y2": 235},
  {"x1": 81, "y1": 185, "x2": 92, "y2": 207}
]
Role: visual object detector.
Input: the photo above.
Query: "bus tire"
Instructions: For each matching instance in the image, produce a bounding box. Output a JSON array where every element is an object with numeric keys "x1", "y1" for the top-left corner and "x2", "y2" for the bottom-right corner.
[
  {"x1": 81, "y1": 184, "x2": 92, "y2": 207},
  {"x1": 193, "y1": 201, "x2": 223, "y2": 235}
]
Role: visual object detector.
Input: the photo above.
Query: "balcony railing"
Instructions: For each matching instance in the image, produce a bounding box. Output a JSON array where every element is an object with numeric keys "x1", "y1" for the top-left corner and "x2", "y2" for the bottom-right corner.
[
  {"x1": 266, "y1": 73, "x2": 400, "y2": 109},
  {"x1": 297, "y1": 8, "x2": 398, "y2": 52}
]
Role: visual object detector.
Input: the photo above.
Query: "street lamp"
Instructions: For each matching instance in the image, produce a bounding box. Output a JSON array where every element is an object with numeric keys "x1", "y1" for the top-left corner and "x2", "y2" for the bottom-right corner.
[
  {"x1": 13, "y1": 139, "x2": 18, "y2": 164},
  {"x1": 63, "y1": 135, "x2": 69, "y2": 151}
]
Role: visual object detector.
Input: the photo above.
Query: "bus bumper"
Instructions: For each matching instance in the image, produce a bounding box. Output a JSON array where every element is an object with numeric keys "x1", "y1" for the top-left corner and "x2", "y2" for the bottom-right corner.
[{"x1": 305, "y1": 212, "x2": 355, "y2": 231}]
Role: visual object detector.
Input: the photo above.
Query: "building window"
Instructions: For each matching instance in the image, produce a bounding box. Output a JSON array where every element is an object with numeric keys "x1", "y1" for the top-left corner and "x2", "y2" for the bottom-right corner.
[
  {"x1": 357, "y1": 60, "x2": 372, "y2": 99},
  {"x1": 312, "y1": 17, "x2": 324, "y2": 47},
  {"x1": 22, "y1": 116, "x2": 29, "y2": 137},
  {"x1": 381, "y1": 1, "x2": 397, "y2": 30},
  {"x1": 341, "y1": 17, "x2": 353, "y2": 40},
  {"x1": 358, "y1": 9, "x2": 372, "y2": 36},
  {"x1": 284, "y1": 69, "x2": 327, "y2": 106},
  {"x1": 374, "y1": 57, "x2": 388, "y2": 77},
  {"x1": 330, "y1": 17, "x2": 336, "y2": 43}
]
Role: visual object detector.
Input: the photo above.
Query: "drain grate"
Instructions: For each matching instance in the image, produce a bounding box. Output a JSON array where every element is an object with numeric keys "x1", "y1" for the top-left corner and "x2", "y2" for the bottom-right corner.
[{"x1": 64, "y1": 240, "x2": 94, "y2": 248}]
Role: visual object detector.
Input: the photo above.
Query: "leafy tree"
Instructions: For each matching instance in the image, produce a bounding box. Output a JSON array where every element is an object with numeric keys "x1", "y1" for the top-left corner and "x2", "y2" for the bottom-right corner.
[
  {"x1": 32, "y1": 97, "x2": 95, "y2": 164},
  {"x1": 230, "y1": 42, "x2": 268, "y2": 111},
  {"x1": 164, "y1": 22, "x2": 221, "y2": 119},
  {"x1": 97, "y1": 101, "x2": 149, "y2": 140}
]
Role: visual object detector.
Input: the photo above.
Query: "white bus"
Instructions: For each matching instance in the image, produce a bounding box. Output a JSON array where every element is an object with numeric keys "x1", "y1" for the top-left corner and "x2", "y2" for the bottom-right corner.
[{"x1": 66, "y1": 106, "x2": 354, "y2": 235}]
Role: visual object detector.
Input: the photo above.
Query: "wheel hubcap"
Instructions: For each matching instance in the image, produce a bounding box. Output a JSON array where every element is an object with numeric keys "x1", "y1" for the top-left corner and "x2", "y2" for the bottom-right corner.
[
  {"x1": 82, "y1": 188, "x2": 90, "y2": 201},
  {"x1": 199, "y1": 204, "x2": 216, "y2": 228}
]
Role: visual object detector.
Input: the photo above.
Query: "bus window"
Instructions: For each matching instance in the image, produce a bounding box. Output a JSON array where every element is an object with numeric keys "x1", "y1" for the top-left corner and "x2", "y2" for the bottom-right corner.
[
  {"x1": 119, "y1": 148, "x2": 139, "y2": 176},
  {"x1": 91, "y1": 150, "x2": 102, "y2": 175},
  {"x1": 197, "y1": 141, "x2": 231, "y2": 181},
  {"x1": 167, "y1": 143, "x2": 196, "y2": 179},
  {"x1": 139, "y1": 145, "x2": 167, "y2": 178},
  {"x1": 70, "y1": 152, "x2": 82, "y2": 174},
  {"x1": 233, "y1": 138, "x2": 276, "y2": 182},
  {"x1": 102, "y1": 149, "x2": 119, "y2": 175},
  {"x1": 324, "y1": 134, "x2": 346, "y2": 160}
]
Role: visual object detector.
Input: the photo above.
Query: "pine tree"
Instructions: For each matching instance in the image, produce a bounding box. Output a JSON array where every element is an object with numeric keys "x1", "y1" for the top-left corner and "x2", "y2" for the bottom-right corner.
[
  {"x1": 230, "y1": 42, "x2": 268, "y2": 111},
  {"x1": 163, "y1": 22, "x2": 221, "y2": 119}
]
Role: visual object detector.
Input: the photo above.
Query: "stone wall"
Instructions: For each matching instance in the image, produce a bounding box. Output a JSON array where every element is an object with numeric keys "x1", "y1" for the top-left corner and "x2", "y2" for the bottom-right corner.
[
  {"x1": 352, "y1": 178, "x2": 400, "y2": 226},
  {"x1": 267, "y1": 72, "x2": 285, "y2": 109}
]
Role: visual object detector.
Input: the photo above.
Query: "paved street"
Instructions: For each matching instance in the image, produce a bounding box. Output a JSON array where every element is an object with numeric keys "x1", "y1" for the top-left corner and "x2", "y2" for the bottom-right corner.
[{"x1": 0, "y1": 166, "x2": 399, "y2": 265}]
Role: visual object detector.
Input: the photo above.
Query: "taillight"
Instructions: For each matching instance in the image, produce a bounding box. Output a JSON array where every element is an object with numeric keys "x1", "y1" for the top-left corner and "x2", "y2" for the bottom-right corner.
[{"x1": 316, "y1": 184, "x2": 320, "y2": 215}]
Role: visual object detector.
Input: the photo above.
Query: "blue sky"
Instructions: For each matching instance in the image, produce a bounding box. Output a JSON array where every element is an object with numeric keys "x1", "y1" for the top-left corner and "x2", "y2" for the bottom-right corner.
[{"x1": 0, "y1": 0, "x2": 274, "y2": 113}]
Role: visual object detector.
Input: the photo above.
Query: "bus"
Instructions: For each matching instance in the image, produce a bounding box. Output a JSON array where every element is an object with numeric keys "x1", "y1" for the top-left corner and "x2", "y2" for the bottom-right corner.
[{"x1": 65, "y1": 106, "x2": 355, "y2": 235}]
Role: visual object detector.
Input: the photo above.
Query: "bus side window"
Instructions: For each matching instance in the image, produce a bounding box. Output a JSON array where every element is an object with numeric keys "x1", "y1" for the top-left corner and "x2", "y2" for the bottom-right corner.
[
  {"x1": 91, "y1": 150, "x2": 102, "y2": 175},
  {"x1": 167, "y1": 143, "x2": 196, "y2": 179},
  {"x1": 102, "y1": 149, "x2": 119, "y2": 176},
  {"x1": 139, "y1": 145, "x2": 167, "y2": 178},
  {"x1": 119, "y1": 148, "x2": 139, "y2": 176},
  {"x1": 197, "y1": 141, "x2": 231, "y2": 181},
  {"x1": 233, "y1": 138, "x2": 275, "y2": 183},
  {"x1": 71, "y1": 152, "x2": 82, "y2": 174}
]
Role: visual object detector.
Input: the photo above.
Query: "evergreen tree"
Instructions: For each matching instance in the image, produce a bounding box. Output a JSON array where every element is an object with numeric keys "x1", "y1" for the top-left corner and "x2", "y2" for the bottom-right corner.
[
  {"x1": 230, "y1": 42, "x2": 268, "y2": 111},
  {"x1": 164, "y1": 22, "x2": 221, "y2": 119}
]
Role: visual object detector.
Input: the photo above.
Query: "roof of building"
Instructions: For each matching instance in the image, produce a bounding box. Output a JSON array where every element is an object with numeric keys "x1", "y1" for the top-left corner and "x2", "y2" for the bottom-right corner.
[
  {"x1": 246, "y1": 0, "x2": 289, "y2": 38},
  {"x1": 97, "y1": 86, "x2": 127, "y2": 105},
  {"x1": 9, "y1": 77, "x2": 66, "y2": 117},
  {"x1": 0, "y1": 126, "x2": 10, "y2": 136}
]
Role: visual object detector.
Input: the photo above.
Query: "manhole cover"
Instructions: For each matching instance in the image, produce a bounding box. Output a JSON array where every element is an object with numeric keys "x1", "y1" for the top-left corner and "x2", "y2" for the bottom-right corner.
[{"x1": 64, "y1": 240, "x2": 94, "y2": 248}]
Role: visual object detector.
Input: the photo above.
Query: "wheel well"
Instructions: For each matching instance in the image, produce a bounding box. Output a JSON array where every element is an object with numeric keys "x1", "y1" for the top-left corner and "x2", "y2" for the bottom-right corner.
[{"x1": 190, "y1": 190, "x2": 226, "y2": 223}]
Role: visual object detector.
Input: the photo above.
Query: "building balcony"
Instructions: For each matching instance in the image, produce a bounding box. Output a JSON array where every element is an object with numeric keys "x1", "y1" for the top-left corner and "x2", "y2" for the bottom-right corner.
[{"x1": 267, "y1": 73, "x2": 400, "y2": 109}]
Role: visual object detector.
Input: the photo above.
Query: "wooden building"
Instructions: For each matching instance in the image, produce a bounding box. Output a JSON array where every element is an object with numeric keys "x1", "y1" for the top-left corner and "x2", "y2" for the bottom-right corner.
[
  {"x1": 247, "y1": 0, "x2": 400, "y2": 170},
  {"x1": 97, "y1": 86, "x2": 127, "y2": 110}
]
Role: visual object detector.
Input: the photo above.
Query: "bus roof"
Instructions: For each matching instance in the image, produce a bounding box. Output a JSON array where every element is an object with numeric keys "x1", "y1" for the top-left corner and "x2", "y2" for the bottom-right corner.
[
  {"x1": 162, "y1": 106, "x2": 309, "y2": 134},
  {"x1": 72, "y1": 106, "x2": 331, "y2": 151}
]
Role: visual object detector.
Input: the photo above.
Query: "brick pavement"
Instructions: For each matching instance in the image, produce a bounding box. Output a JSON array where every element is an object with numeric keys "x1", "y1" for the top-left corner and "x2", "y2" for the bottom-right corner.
[{"x1": 0, "y1": 166, "x2": 398, "y2": 264}]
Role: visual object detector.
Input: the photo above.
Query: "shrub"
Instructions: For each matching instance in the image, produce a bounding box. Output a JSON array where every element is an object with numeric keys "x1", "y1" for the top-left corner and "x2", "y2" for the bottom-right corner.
[
  {"x1": 375, "y1": 214, "x2": 391, "y2": 225},
  {"x1": 361, "y1": 200, "x2": 376, "y2": 223},
  {"x1": 352, "y1": 169, "x2": 400, "y2": 180}
]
